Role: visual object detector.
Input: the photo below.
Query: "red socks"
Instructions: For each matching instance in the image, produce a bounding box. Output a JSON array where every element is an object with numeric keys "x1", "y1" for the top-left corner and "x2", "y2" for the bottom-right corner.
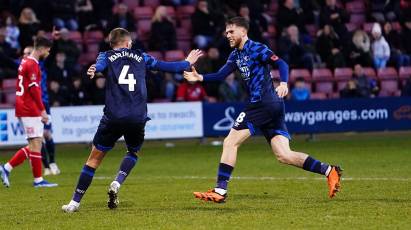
[
  {"x1": 29, "y1": 151, "x2": 43, "y2": 178},
  {"x1": 8, "y1": 147, "x2": 29, "y2": 168}
]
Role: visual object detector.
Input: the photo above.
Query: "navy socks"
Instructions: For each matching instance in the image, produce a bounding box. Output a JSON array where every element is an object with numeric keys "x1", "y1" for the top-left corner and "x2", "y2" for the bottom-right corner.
[
  {"x1": 216, "y1": 163, "x2": 234, "y2": 190},
  {"x1": 303, "y1": 156, "x2": 330, "y2": 176},
  {"x1": 72, "y1": 165, "x2": 96, "y2": 203},
  {"x1": 115, "y1": 152, "x2": 138, "y2": 185}
]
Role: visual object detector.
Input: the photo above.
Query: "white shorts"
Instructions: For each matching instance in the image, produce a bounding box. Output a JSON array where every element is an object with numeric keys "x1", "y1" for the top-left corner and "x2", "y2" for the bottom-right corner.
[{"x1": 19, "y1": 117, "x2": 44, "y2": 139}]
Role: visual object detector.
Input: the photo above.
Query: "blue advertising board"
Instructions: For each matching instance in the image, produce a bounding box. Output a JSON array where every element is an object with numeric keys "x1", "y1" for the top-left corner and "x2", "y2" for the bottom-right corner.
[{"x1": 203, "y1": 97, "x2": 411, "y2": 137}]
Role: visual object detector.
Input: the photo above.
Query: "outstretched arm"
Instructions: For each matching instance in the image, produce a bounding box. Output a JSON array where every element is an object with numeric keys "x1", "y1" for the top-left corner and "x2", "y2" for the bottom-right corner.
[
  {"x1": 184, "y1": 62, "x2": 237, "y2": 82},
  {"x1": 87, "y1": 52, "x2": 108, "y2": 79},
  {"x1": 146, "y1": 49, "x2": 203, "y2": 73}
]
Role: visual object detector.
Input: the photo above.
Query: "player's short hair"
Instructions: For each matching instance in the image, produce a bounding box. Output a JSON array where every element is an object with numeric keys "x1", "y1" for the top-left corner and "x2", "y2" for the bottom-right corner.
[
  {"x1": 109, "y1": 28, "x2": 131, "y2": 47},
  {"x1": 33, "y1": 36, "x2": 52, "y2": 49},
  {"x1": 226, "y1": 17, "x2": 249, "y2": 31}
]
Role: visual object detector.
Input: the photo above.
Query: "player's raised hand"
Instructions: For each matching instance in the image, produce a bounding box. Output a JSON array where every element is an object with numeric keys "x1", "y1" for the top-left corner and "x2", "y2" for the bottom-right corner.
[
  {"x1": 185, "y1": 49, "x2": 203, "y2": 65},
  {"x1": 275, "y1": 82, "x2": 288, "y2": 98},
  {"x1": 184, "y1": 66, "x2": 203, "y2": 82},
  {"x1": 87, "y1": 64, "x2": 96, "y2": 79}
]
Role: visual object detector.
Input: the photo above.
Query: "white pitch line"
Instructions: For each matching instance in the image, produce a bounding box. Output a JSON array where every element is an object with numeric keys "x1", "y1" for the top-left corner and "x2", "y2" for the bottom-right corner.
[{"x1": 94, "y1": 176, "x2": 411, "y2": 182}]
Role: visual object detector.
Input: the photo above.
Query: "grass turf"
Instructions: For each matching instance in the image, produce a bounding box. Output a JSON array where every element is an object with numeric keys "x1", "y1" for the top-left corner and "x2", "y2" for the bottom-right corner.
[{"x1": 0, "y1": 132, "x2": 410, "y2": 229}]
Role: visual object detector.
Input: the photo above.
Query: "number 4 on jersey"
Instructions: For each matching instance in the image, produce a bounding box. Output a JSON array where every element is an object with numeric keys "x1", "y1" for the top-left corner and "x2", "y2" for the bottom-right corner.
[{"x1": 118, "y1": 65, "x2": 136, "y2": 91}]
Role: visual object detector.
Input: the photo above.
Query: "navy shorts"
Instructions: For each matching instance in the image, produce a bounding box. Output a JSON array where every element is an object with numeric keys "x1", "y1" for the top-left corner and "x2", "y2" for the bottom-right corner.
[
  {"x1": 93, "y1": 116, "x2": 146, "y2": 153},
  {"x1": 232, "y1": 101, "x2": 291, "y2": 142}
]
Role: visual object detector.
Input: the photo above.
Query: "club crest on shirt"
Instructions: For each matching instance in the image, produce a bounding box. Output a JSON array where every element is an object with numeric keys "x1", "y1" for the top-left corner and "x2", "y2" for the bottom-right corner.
[{"x1": 30, "y1": 74, "x2": 36, "y2": 80}]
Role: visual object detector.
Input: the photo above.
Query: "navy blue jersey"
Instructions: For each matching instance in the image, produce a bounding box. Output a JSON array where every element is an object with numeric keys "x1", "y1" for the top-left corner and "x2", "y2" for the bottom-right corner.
[
  {"x1": 203, "y1": 39, "x2": 283, "y2": 104},
  {"x1": 228, "y1": 40, "x2": 279, "y2": 103},
  {"x1": 95, "y1": 48, "x2": 190, "y2": 122}
]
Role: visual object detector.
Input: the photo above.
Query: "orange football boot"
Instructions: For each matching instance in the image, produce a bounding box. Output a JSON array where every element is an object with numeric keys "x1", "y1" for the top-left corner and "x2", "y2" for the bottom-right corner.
[
  {"x1": 193, "y1": 189, "x2": 226, "y2": 203},
  {"x1": 327, "y1": 166, "x2": 343, "y2": 198}
]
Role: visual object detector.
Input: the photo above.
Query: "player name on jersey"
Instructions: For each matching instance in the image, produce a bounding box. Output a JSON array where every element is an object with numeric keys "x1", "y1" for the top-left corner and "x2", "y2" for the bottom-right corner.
[{"x1": 108, "y1": 51, "x2": 143, "y2": 63}]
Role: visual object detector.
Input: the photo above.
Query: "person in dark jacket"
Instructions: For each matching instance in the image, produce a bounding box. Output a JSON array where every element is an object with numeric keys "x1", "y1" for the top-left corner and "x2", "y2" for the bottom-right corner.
[{"x1": 149, "y1": 6, "x2": 177, "y2": 51}]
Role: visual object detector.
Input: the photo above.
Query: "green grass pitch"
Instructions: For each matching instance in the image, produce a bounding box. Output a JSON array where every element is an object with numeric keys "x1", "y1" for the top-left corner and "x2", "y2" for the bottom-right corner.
[{"x1": 0, "y1": 132, "x2": 410, "y2": 229}]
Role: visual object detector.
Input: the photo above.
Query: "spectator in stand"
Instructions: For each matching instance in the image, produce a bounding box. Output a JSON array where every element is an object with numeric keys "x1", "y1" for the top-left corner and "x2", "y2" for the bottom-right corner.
[
  {"x1": 371, "y1": 23, "x2": 390, "y2": 69},
  {"x1": 316, "y1": 24, "x2": 346, "y2": 69},
  {"x1": 196, "y1": 47, "x2": 225, "y2": 99},
  {"x1": 162, "y1": 73, "x2": 177, "y2": 101},
  {"x1": 90, "y1": 77, "x2": 106, "y2": 105},
  {"x1": 290, "y1": 77, "x2": 310, "y2": 101},
  {"x1": 402, "y1": 20, "x2": 411, "y2": 56},
  {"x1": 402, "y1": 76, "x2": 411, "y2": 96},
  {"x1": 353, "y1": 64, "x2": 379, "y2": 98},
  {"x1": 320, "y1": 0, "x2": 349, "y2": 42},
  {"x1": 347, "y1": 30, "x2": 373, "y2": 67},
  {"x1": 340, "y1": 79, "x2": 361, "y2": 98},
  {"x1": 238, "y1": 4, "x2": 265, "y2": 44},
  {"x1": 0, "y1": 27, "x2": 18, "y2": 79},
  {"x1": 191, "y1": 0, "x2": 219, "y2": 49},
  {"x1": 75, "y1": 0, "x2": 96, "y2": 31},
  {"x1": 4, "y1": 15, "x2": 20, "y2": 50},
  {"x1": 51, "y1": 0, "x2": 79, "y2": 31},
  {"x1": 219, "y1": 73, "x2": 246, "y2": 102},
  {"x1": 18, "y1": 7, "x2": 41, "y2": 49},
  {"x1": 70, "y1": 77, "x2": 90, "y2": 105},
  {"x1": 49, "y1": 28, "x2": 81, "y2": 69},
  {"x1": 383, "y1": 22, "x2": 410, "y2": 68},
  {"x1": 90, "y1": 0, "x2": 114, "y2": 30},
  {"x1": 149, "y1": 6, "x2": 177, "y2": 51},
  {"x1": 176, "y1": 81, "x2": 209, "y2": 102},
  {"x1": 369, "y1": 0, "x2": 399, "y2": 23},
  {"x1": 277, "y1": 0, "x2": 305, "y2": 33},
  {"x1": 48, "y1": 52, "x2": 76, "y2": 91},
  {"x1": 107, "y1": 3, "x2": 135, "y2": 33},
  {"x1": 277, "y1": 25, "x2": 315, "y2": 70},
  {"x1": 49, "y1": 80, "x2": 70, "y2": 106}
]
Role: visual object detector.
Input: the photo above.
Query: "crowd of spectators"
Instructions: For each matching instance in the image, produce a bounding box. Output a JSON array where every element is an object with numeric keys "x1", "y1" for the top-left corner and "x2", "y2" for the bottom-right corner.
[{"x1": 1, "y1": 0, "x2": 411, "y2": 107}]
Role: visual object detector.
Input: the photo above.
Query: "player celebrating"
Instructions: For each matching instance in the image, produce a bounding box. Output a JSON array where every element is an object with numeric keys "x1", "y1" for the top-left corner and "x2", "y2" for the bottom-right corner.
[
  {"x1": 62, "y1": 28, "x2": 203, "y2": 213},
  {"x1": 0, "y1": 37, "x2": 58, "y2": 188},
  {"x1": 184, "y1": 17, "x2": 342, "y2": 203}
]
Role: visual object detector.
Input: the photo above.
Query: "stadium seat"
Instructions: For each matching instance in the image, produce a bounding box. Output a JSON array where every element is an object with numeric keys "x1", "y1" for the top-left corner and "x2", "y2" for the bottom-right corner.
[
  {"x1": 399, "y1": 66, "x2": 411, "y2": 80},
  {"x1": 134, "y1": 6, "x2": 154, "y2": 20},
  {"x1": 5, "y1": 92, "x2": 16, "y2": 105},
  {"x1": 310, "y1": 92, "x2": 327, "y2": 100},
  {"x1": 78, "y1": 52, "x2": 98, "y2": 66},
  {"x1": 0, "y1": 103, "x2": 13, "y2": 108},
  {"x1": 2, "y1": 79, "x2": 16, "y2": 90},
  {"x1": 377, "y1": 67, "x2": 398, "y2": 80},
  {"x1": 122, "y1": 0, "x2": 139, "y2": 10},
  {"x1": 165, "y1": 50, "x2": 185, "y2": 61},
  {"x1": 86, "y1": 43, "x2": 100, "y2": 53},
  {"x1": 312, "y1": 68, "x2": 334, "y2": 94},
  {"x1": 180, "y1": 18, "x2": 192, "y2": 32},
  {"x1": 83, "y1": 31, "x2": 104, "y2": 43},
  {"x1": 334, "y1": 68, "x2": 353, "y2": 81},
  {"x1": 346, "y1": 1, "x2": 365, "y2": 14},
  {"x1": 350, "y1": 14, "x2": 366, "y2": 26},
  {"x1": 177, "y1": 40, "x2": 192, "y2": 53},
  {"x1": 143, "y1": 0, "x2": 160, "y2": 8},
  {"x1": 137, "y1": 19, "x2": 152, "y2": 41},
  {"x1": 363, "y1": 67, "x2": 377, "y2": 79},
  {"x1": 166, "y1": 6, "x2": 176, "y2": 19},
  {"x1": 176, "y1": 28, "x2": 191, "y2": 40},
  {"x1": 290, "y1": 69, "x2": 311, "y2": 82},
  {"x1": 147, "y1": 51, "x2": 163, "y2": 60},
  {"x1": 68, "y1": 31, "x2": 82, "y2": 43},
  {"x1": 176, "y1": 5, "x2": 195, "y2": 19}
]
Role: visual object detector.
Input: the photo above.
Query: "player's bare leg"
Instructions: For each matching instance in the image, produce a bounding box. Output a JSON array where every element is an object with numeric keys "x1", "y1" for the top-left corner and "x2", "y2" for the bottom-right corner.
[
  {"x1": 270, "y1": 135, "x2": 342, "y2": 198},
  {"x1": 62, "y1": 146, "x2": 106, "y2": 213},
  {"x1": 194, "y1": 129, "x2": 250, "y2": 203},
  {"x1": 108, "y1": 151, "x2": 140, "y2": 209}
]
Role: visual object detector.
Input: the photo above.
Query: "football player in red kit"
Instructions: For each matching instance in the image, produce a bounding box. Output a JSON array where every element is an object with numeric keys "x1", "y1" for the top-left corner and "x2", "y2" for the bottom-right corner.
[{"x1": 0, "y1": 37, "x2": 58, "y2": 188}]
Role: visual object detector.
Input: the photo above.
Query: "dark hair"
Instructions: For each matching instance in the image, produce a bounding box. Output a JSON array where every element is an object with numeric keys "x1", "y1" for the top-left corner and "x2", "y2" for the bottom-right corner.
[
  {"x1": 109, "y1": 27, "x2": 130, "y2": 47},
  {"x1": 226, "y1": 17, "x2": 249, "y2": 31},
  {"x1": 33, "y1": 36, "x2": 52, "y2": 49}
]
